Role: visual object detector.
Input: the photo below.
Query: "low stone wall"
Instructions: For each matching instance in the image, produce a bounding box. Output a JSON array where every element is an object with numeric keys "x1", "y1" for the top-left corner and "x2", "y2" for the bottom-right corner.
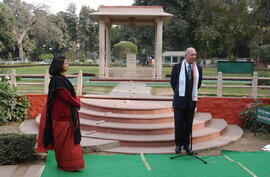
[
  {"x1": 197, "y1": 97, "x2": 270, "y2": 125},
  {"x1": 26, "y1": 95, "x2": 270, "y2": 126},
  {"x1": 26, "y1": 94, "x2": 83, "y2": 119},
  {"x1": 26, "y1": 95, "x2": 47, "y2": 119}
]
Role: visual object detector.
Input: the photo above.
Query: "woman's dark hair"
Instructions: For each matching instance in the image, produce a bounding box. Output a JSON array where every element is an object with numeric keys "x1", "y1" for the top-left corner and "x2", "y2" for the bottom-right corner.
[{"x1": 49, "y1": 56, "x2": 66, "y2": 75}]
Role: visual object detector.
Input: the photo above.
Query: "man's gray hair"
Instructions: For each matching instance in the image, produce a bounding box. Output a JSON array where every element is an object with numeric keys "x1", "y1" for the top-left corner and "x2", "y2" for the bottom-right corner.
[{"x1": 185, "y1": 47, "x2": 196, "y2": 56}]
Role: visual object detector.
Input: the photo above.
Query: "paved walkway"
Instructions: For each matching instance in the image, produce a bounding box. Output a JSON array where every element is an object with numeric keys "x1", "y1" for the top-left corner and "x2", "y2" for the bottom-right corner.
[
  {"x1": 1, "y1": 82, "x2": 152, "y2": 177},
  {"x1": 109, "y1": 82, "x2": 152, "y2": 96}
]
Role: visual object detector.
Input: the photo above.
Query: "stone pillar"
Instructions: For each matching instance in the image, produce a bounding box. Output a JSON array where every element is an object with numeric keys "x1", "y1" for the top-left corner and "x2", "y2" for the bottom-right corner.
[
  {"x1": 126, "y1": 53, "x2": 136, "y2": 79},
  {"x1": 106, "y1": 23, "x2": 112, "y2": 70},
  {"x1": 156, "y1": 18, "x2": 163, "y2": 79},
  {"x1": 252, "y1": 72, "x2": 258, "y2": 98},
  {"x1": 154, "y1": 25, "x2": 157, "y2": 78},
  {"x1": 99, "y1": 18, "x2": 105, "y2": 78}
]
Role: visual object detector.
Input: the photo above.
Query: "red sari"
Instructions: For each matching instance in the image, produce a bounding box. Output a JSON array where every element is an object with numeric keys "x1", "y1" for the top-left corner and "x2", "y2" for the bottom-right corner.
[{"x1": 37, "y1": 88, "x2": 84, "y2": 171}]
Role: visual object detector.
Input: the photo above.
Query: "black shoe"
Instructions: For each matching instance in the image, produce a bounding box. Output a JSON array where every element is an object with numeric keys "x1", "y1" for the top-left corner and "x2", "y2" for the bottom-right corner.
[
  {"x1": 183, "y1": 145, "x2": 194, "y2": 155},
  {"x1": 175, "y1": 145, "x2": 182, "y2": 154}
]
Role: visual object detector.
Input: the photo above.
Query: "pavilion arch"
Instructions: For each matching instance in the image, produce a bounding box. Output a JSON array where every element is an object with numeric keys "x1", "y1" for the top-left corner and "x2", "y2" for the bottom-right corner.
[{"x1": 90, "y1": 6, "x2": 173, "y2": 79}]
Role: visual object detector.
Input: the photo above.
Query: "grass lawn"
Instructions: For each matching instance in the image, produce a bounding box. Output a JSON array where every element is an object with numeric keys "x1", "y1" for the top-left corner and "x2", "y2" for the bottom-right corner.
[
  {"x1": 151, "y1": 87, "x2": 270, "y2": 98},
  {"x1": 162, "y1": 66, "x2": 259, "y2": 77},
  {"x1": 4, "y1": 65, "x2": 99, "y2": 75},
  {"x1": 83, "y1": 85, "x2": 115, "y2": 95},
  {"x1": 2, "y1": 65, "x2": 269, "y2": 97},
  {"x1": 3, "y1": 65, "x2": 265, "y2": 77}
]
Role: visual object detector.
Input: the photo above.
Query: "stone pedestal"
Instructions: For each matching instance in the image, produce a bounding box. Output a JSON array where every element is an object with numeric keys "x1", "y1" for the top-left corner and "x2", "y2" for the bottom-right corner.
[{"x1": 126, "y1": 53, "x2": 137, "y2": 78}]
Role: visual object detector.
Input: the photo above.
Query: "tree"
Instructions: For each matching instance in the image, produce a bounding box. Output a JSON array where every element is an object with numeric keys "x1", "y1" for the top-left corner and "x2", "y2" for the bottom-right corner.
[
  {"x1": 48, "y1": 13, "x2": 70, "y2": 55},
  {"x1": 56, "y1": 3, "x2": 78, "y2": 58},
  {"x1": 249, "y1": 0, "x2": 270, "y2": 48},
  {"x1": 61, "y1": 3, "x2": 78, "y2": 43},
  {"x1": 111, "y1": 26, "x2": 122, "y2": 47},
  {"x1": 28, "y1": 10, "x2": 71, "y2": 59},
  {"x1": 63, "y1": 41, "x2": 77, "y2": 61},
  {"x1": 188, "y1": 0, "x2": 252, "y2": 58},
  {"x1": 112, "y1": 41, "x2": 138, "y2": 60},
  {"x1": 134, "y1": 0, "x2": 190, "y2": 51},
  {"x1": 0, "y1": 3, "x2": 15, "y2": 58},
  {"x1": 194, "y1": 26, "x2": 220, "y2": 64},
  {"x1": 3, "y1": 0, "x2": 45, "y2": 60},
  {"x1": 258, "y1": 45, "x2": 270, "y2": 66},
  {"x1": 77, "y1": 6, "x2": 98, "y2": 57},
  {"x1": 224, "y1": 0, "x2": 253, "y2": 58},
  {"x1": 187, "y1": 0, "x2": 225, "y2": 58}
]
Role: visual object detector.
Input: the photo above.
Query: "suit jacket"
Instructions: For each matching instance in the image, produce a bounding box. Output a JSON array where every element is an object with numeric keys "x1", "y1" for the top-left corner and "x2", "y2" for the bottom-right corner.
[{"x1": 170, "y1": 62, "x2": 202, "y2": 108}]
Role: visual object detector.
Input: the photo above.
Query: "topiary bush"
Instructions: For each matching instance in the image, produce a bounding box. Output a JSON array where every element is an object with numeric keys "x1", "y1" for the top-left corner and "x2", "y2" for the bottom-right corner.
[
  {"x1": 239, "y1": 100, "x2": 270, "y2": 133},
  {"x1": 0, "y1": 76, "x2": 30, "y2": 124},
  {"x1": 112, "y1": 41, "x2": 138, "y2": 60},
  {"x1": 0, "y1": 133, "x2": 37, "y2": 165}
]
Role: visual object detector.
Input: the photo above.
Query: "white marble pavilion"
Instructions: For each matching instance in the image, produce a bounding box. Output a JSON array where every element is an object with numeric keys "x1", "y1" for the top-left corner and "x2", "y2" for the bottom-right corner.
[{"x1": 90, "y1": 6, "x2": 173, "y2": 79}]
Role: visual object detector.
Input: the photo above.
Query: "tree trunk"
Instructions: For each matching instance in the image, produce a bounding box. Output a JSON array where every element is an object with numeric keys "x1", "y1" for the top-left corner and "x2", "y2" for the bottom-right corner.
[
  {"x1": 204, "y1": 43, "x2": 207, "y2": 65},
  {"x1": 85, "y1": 47, "x2": 87, "y2": 62},
  {"x1": 13, "y1": 28, "x2": 29, "y2": 61},
  {"x1": 18, "y1": 42, "x2": 24, "y2": 61},
  {"x1": 203, "y1": 41, "x2": 209, "y2": 66}
]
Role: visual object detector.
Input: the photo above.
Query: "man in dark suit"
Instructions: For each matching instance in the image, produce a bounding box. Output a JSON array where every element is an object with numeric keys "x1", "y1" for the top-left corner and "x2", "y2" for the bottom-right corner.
[{"x1": 170, "y1": 47, "x2": 202, "y2": 154}]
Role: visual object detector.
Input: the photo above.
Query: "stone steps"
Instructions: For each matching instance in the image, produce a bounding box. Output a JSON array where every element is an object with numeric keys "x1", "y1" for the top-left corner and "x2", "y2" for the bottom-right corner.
[
  {"x1": 80, "y1": 98, "x2": 173, "y2": 114},
  {"x1": 80, "y1": 114, "x2": 213, "y2": 135},
  {"x1": 103, "y1": 125, "x2": 243, "y2": 154},
  {"x1": 79, "y1": 111, "x2": 213, "y2": 135},
  {"x1": 80, "y1": 117, "x2": 174, "y2": 135},
  {"x1": 81, "y1": 119, "x2": 227, "y2": 147},
  {"x1": 78, "y1": 97, "x2": 243, "y2": 153},
  {"x1": 29, "y1": 96, "x2": 243, "y2": 154},
  {"x1": 23, "y1": 117, "x2": 120, "y2": 153},
  {"x1": 79, "y1": 108, "x2": 211, "y2": 128},
  {"x1": 83, "y1": 94, "x2": 172, "y2": 101},
  {"x1": 0, "y1": 163, "x2": 45, "y2": 177},
  {"x1": 79, "y1": 107, "x2": 174, "y2": 123}
]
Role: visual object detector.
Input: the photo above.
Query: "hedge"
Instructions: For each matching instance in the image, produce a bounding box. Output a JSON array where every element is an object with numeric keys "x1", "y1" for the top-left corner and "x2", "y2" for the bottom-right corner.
[{"x1": 0, "y1": 133, "x2": 37, "y2": 165}]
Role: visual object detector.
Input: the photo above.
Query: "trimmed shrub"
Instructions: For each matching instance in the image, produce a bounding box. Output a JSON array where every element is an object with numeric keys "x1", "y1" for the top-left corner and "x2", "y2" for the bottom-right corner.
[
  {"x1": 0, "y1": 133, "x2": 37, "y2": 165},
  {"x1": 112, "y1": 41, "x2": 138, "y2": 60},
  {"x1": 0, "y1": 78, "x2": 30, "y2": 124}
]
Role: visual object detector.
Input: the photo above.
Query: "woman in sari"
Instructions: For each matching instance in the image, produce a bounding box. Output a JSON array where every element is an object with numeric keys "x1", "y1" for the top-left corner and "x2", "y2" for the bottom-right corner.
[{"x1": 37, "y1": 56, "x2": 84, "y2": 171}]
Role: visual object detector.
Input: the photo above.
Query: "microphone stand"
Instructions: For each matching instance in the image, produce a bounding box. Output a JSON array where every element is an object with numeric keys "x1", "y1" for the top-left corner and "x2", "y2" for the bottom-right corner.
[{"x1": 170, "y1": 131, "x2": 207, "y2": 164}]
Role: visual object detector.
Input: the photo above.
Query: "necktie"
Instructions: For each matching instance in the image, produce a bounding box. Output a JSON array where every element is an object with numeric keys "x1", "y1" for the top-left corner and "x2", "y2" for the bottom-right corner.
[{"x1": 187, "y1": 64, "x2": 192, "y2": 81}]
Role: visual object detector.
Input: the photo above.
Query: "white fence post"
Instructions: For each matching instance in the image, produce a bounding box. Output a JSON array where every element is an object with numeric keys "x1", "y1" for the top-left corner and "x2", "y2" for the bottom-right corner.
[
  {"x1": 77, "y1": 70, "x2": 83, "y2": 96},
  {"x1": 217, "y1": 72, "x2": 223, "y2": 97},
  {"x1": 10, "y1": 69, "x2": 16, "y2": 86},
  {"x1": 252, "y1": 72, "x2": 258, "y2": 98},
  {"x1": 44, "y1": 69, "x2": 50, "y2": 94}
]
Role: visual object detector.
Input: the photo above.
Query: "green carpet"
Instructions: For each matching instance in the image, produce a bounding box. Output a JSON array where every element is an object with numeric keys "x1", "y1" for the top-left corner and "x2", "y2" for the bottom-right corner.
[
  {"x1": 41, "y1": 150, "x2": 270, "y2": 177},
  {"x1": 222, "y1": 150, "x2": 270, "y2": 177}
]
